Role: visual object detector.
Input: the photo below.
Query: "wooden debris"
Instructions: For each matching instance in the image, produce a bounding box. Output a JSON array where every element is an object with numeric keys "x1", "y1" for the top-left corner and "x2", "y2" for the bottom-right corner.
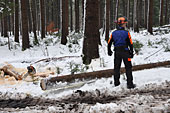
[{"x1": 1, "y1": 66, "x2": 22, "y2": 80}]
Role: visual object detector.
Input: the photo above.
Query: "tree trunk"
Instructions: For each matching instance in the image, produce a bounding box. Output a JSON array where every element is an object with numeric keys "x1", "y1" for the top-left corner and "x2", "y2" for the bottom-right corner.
[
  {"x1": 31, "y1": 0, "x2": 39, "y2": 45},
  {"x1": 82, "y1": 0, "x2": 84, "y2": 30},
  {"x1": 127, "y1": 0, "x2": 130, "y2": 28},
  {"x1": 15, "y1": 0, "x2": 19, "y2": 42},
  {"x1": 110, "y1": 0, "x2": 114, "y2": 30},
  {"x1": 1, "y1": 14, "x2": 4, "y2": 36},
  {"x1": 99, "y1": 0, "x2": 105, "y2": 29},
  {"x1": 70, "y1": 0, "x2": 73, "y2": 31},
  {"x1": 27, "y1": 0, "x2": 32, "y2": 33},
  {"x1": 159, "y1": 0, "x2": 164, "y2": 26},
  {"x1": 3, "y1": 0, "x2": 8, "y2": 37},
  {"x1": 40, "y1": 0, "x2": 45, "y2": 39},
  {"x1": 165, "y1": 0, "x2": 168, "y2": 25},
  {"x1": 57, "y1": 0, "x2": 61, "y2": 29},
  {"x1": 61, "y1": 0, "x2": 69, "y2": 45},
  {"x1": 3, "y1": 16, "x2": 8, "y2": 37},
  {"x1": 83, "y1": 0, "x2": 100, "y2": 65},
  {"x1": 133, "y1": 0, "x2": 139, "y2": 33},
  {"x1": 138, "y1": 0, "x2": 142, "y2": 28},
  {"x1": 21, "y1": 0, "x2": 30, "y2": 50},
  {"x1": 115, "y1": 0, "x2": 119, "y2": 22},
  {"x1": 144, "y1": 0, "x2": 148, "y2": 28},
  {"x1": 105, "y1": 0, "x2": 110, "y2": 41},
  {"x1": 75, "y1": 0, "x2": 79, "y2": 33},
  {"x1": 44, "y1": 60, "x2": 170, "y2": 84},
  {"x1": 147, "y1": 0, "x2": 153, "y2": 34}
]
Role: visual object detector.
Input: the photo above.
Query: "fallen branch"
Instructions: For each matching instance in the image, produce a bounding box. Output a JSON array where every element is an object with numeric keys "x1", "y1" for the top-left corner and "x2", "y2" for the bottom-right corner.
[{"x1": 31, "y1": 56, "x2": 80, "y2": 65}]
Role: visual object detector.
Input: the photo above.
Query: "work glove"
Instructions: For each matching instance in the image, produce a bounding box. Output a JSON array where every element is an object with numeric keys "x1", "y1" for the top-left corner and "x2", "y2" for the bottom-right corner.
[
  {"x1": 129, "y1": 51, "x2": 134, "y2": 58},
  {"x1": 108, "y1": 49, "x2": 113, "y2": 56}
]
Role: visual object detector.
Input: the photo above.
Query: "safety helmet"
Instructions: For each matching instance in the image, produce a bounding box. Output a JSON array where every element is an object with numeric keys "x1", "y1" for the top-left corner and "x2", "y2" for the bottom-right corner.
[{"x1": 116, "y1": 16, "x2": 128, "y2": 25}]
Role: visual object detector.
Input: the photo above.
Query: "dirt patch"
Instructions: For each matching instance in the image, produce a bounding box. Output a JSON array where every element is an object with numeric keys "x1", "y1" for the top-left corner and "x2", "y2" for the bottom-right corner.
[{"x1": 0, "y1": 81, "x2": 170, "y2": 112}]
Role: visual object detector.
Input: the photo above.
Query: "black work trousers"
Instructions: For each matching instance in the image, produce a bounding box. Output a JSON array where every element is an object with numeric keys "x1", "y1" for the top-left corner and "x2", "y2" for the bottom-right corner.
[{"x1": 114, "y1": 51, "x2": 133, "y2": 86}]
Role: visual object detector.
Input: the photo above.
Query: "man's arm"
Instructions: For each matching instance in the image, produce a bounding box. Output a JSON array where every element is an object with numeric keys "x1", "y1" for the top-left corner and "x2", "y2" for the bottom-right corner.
[
  {"x1": 108, "y1": 34, "x2": 113, "y2": 56},
  {"x1": 127, "y1": 32, "x2": 134, "y2": 58}
]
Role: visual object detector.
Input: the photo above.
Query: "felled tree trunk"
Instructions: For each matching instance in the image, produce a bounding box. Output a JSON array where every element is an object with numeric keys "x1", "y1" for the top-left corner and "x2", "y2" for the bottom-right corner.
[{"x1": 46, "y1": 60, "x2": 170, "y2": 83}]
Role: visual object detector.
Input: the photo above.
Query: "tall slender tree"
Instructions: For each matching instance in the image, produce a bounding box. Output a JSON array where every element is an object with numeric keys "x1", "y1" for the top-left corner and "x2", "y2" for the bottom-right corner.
[
  {"x1": 144, "y1": 0, "x2": 148, "y2": 28},
  {"x1": 127, "y1": 0, "x2": 130, "y2": 28},
  {"x1": 40, "y1": 0, "x2": 45, "y2": 39},
  {"x1": 105, "y1": 0, "x2": 110, "y2": 41},
  {"x1": 110, "y1": 0, "x2": 114, "y2": 29},
  {"x1": 15, "y1": 0, "x2": 19, "y2": 42},
  {"x1": 133, "y1": 0, "x2": 139, "y2": 32},
  {"x1": 75, "y1": 0, "x2": 79, "y2": 33},
  {"x1": 21, "y1": 0, "x2": 30, "y2": 50},
  {"x1": 83, "y1": 0, "x2": 100, "y2": 64},
  {"x1": 70, "y1": 0, "x2": 73, "y2": 31},
  {"x1": 115, "y1": 0, "x2": 119, "y2": 22},
  {"x1": 147, "y1": 0, "x2": 153, "y2": 34},
  {"x1": 165, "y1": 0, "x2": 168, "y2": 24},
  {"x1": 61, "y1": 0, "x2": 69, "y2": 45},
  {"x1": 31, "y1": 0, "x2": 38, "y2": 45},
  {"x1": 3, "y1": 0, "x2": 8, "y2": 37},
  {"x1": 159, "y1": 0, "x2": 164, "y2": 26},
  {"x1": 27, "y1": 0, "x2": 32, "y2": 33}
]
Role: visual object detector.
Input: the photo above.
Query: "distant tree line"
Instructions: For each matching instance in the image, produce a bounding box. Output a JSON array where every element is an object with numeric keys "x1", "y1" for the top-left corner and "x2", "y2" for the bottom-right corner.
[{"x1": 0, "y1": 0, "x2": 169, "y2": 64}]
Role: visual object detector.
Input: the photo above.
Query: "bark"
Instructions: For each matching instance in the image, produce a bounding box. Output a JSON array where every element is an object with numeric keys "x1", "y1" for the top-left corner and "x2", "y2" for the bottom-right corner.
[
  {"x1": 61, "y1": 0, "x2": 69, "y2": 45},
  {"x1": 99, "y1": 0, "x2": 105, "y2": 29},
  {"x1": 127, "y1": 0, "x2": 130, "y2": 28},
  {"x1": 3, "y1": 0, "x2": 8, "y2": 37},
  {"x1": 31, "y1": 0, "x2": 39, "y2": 45},
  {"x1": 46, "y1": 60, "x2": 170, "y2": 83},
  {"x1": 147, "y1": 0, "x2": 153, "y2": 34},
  {"x1": 83, "y1": 0, "x2": 100, "y2": 65},
  {"x1": 159, "y1": 0, "x2": 164, "y2": 26},
  {"x1": 70, "y1": 0, "x2": 73, "y2": 31},
  {"x1": 165, "y1": 0, "x2": 168, "y2": 24},
  {"x1": 133, "y1": 0, "x2": 139, "y2": 33},
  {"x1": 75, "y1": 0, "x2": 79, "y2": 33},
  {"x1": 21, "y1": 0, "x2": 30, "y2": 50},
  {"x1": 82, "y1": 0, "x2": 84, "y2": 30},
  {"x1": 110, "y1": 0, "x2": 114, "y2": 30},
  {"x1": 105, "y1": 0, "x2": 110, "y2": 41},
  {"x1": 144, "y1": 0, "x2": 148, "y2": 28},
  {"x1": 138, "y1": 0, "x2": 142, "y2": 27},
  {"x1": 15, "y1": 0, "x2": 19, "y2": 42},
  {"x1": 27, "y1": 0, "x2": 32, "y2": 33},
  {"x1": 115, "y1": 0, "x2": 119, "y2": 22},
  {"x1": 40, "y1": 0, "x2": 45, "y2": 39},
  {"x1": 56, "y1": 0, "x2": 61, "y2": 29},
  {"x1": 1, "y1": 14, "x2": 4, "y2": 36},
  {"x1": 3, "y1": 15, "x2": 8, "y2": 37}
]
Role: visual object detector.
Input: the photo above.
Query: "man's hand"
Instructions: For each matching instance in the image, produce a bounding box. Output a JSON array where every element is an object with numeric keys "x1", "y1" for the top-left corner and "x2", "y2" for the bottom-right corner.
[
  {"x1": 129, "y1": 51, "x2": 134, "y2": 58},
  {"x1": 108, "y1": 50, "x2": 113, "y2": 56}
]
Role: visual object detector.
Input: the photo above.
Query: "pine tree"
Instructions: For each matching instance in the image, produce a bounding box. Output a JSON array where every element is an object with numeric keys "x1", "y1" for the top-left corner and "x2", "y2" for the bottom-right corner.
[
  {"x1": 21, "y1": 0, "x2": 30, "y2": 50},
  {"x1": 40, "y1": 0, "x2": 45, "y2": 39},
  {"x1": 15, "y1": 0, "x2": 19, "y2": 42},
  {"x1": 75, "y1": 0, "x2": 79, "y2": 33},
  {"x1": 61, "y1": 0, "x2": 69, "y2": 45},
  {"x1": 83, "y1": 0, "x2": 99, "y2": 64},
  {"x1": 147, "y1": 0, "x2": 153, "y2": 34}
]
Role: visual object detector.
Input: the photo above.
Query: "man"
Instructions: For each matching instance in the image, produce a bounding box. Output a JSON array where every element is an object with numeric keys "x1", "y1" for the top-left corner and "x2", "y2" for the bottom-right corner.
[{"x1": 108, "y1": 16, "x2": 136, "y2": 89}]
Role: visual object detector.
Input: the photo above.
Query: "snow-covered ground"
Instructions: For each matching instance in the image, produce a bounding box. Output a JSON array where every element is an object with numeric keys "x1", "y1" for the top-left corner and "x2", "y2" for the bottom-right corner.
[{"x1": 0, "y1": 28, "x2": 170, "y2": 112}]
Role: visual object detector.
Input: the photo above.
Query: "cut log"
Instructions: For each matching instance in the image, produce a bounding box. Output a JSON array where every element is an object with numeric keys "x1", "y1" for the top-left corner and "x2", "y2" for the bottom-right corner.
[
  {"x1": 1, "y1": 66, "x2": 22, "y2": 80},
  {"x1": 46, "y1": 60, "x2": 170, "y2": 83}
]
